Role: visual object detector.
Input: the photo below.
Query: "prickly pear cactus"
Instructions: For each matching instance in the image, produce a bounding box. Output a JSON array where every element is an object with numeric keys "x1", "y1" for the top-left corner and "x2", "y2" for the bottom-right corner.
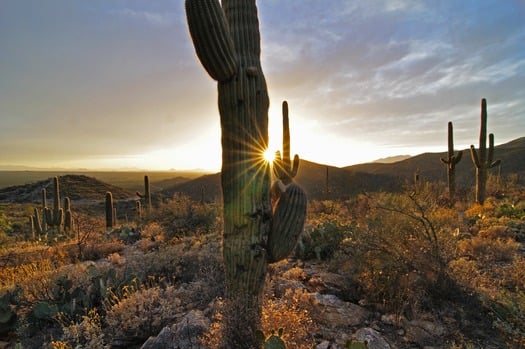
[{"x1": 185, "y1": 1, "x2": 306, "y2": 347}]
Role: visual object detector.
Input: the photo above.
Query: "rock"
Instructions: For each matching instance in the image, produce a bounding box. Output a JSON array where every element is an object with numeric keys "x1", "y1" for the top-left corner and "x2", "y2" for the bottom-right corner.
[
  {"x1": 316, "y1": 340, "x2": 332, "y2": 349},
  {"x1": 307, "y1": 293, "x2": 371, "y2": 328},
  {"x1": 354, "y1": 327, "x2": 391, "y2": 349},
  {"x1": 141, "y1": 310, "x2": 211, "y2": 349},
  {"x1": 305, "y1": 269, "x2": 358, "y2": 301},
  {"x1": 402, "y1": 319, "x2": 446, "y2": 346}
]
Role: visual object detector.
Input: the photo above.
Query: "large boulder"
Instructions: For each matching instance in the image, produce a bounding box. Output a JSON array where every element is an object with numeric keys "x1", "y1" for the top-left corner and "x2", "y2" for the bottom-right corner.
[{"x1": 140, "y1": 310, "x2": 211, "y2": 349}]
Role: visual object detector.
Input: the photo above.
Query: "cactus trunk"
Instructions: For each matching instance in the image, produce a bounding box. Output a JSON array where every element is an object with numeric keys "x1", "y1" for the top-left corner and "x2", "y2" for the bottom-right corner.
[{"x1": 186, "y1": 1, "x2": 306, "y2": 347}]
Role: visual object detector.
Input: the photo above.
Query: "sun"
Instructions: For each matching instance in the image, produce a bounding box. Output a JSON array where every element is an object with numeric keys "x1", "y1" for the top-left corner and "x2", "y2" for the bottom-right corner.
[{"x1": 263, "y1": 149, "x2": 275, "y2": 163}]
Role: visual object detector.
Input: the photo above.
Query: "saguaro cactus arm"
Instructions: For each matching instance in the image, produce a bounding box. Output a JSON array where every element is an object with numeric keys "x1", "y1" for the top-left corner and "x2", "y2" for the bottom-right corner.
[
  {"x1": 185, "y1": 0, "x2": 238, "y2": 82},
  {"x1": 274, "y1": 101, "x2": 300, "y2": 185},
  {"x1": 488, "y1": 133, "x2": 501, "y2": 168}
]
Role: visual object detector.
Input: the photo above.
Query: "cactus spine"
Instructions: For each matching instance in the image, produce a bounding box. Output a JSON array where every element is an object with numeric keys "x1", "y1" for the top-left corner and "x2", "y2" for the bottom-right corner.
[
  {"x1": 470, "y1": 99, "x2": 501, "y2": 204},
  {"x1": 186, "y1": 1, "x2": 306, "y2": 347},
  {"x1": 105, "y1": 192, "x2": 114, "y2": 230},
  {"x1": 440, "y1": 121, "x2": 463, "y2": 200},
  {"x1": 136, "y1": 175, "x2": 151, "y2": 215}
]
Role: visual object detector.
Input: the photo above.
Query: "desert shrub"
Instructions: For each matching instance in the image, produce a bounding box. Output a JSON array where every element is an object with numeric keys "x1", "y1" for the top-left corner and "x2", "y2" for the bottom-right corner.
[
  {"x1": 458, "y1": 236, "x2": 519, "y2": 262},
  {"x1": 80, "y1": 239, "x2": 125, "y2": 261},
  {"x1": 203, "y1": 287, "x2": 316, "y2": 349},
  {"x1": 153, "y1": 193, "x2": 221, "y2": 239},
  {"x1": 299, "y1": 200, "x2": 355, "y2": 261},
  {"x1": 104, "y1": 284, "x2": 182, "y2": 340},
  {"x1": 261, "y1": 288, "x2": 317, "y2": 349},
  {"x1": 490, "y1": 289, "x2": 525, "y2": 347},
  {"x1": 344, "y1": 184, "x2": 464, "y2": 316},
  {"x1": 57, "y1": 308, "x2": 108, "y2": 349},
  {"x1": 298, "y1": 220, "x2": 353, "y2": 261},
  {"x1": 0, "y1": 258, "x2": 57, "y2": 289}
]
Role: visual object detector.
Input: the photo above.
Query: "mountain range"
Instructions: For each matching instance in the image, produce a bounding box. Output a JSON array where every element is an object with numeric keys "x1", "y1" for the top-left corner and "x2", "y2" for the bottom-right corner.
[{"x1": 1, "y1": 137, "x2": 523, "y2": 204}]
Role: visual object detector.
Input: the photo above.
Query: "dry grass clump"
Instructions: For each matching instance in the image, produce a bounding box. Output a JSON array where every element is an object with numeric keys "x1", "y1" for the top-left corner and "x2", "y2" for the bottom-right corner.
[
  {"x1": 55, "y1": 309, "x2": 108, "y2": 349},
  {"x1": 104, "y1": 284, "x2": 182, "y2": 340},
  {"x1": 458, "y1": 235, "x2": 519, "y2": 262},
  {"x1": 261, "y1": 287, "x2": 317, "y2": 349}
]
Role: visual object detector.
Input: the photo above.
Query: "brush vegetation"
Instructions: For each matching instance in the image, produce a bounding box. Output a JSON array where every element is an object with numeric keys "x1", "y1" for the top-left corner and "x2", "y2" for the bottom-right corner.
[{"x1": 0, "y1": 171, "x2": 524, "y2": 348}]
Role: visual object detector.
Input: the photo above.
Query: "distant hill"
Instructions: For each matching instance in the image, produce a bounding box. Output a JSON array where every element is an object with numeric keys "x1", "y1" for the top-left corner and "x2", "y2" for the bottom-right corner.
[
  {"x1": 0, "y1": 175, "x2": 135, "y2": 204},
  {"x1": 372, "y1": 155, "x2": 411, "y2": 163}
]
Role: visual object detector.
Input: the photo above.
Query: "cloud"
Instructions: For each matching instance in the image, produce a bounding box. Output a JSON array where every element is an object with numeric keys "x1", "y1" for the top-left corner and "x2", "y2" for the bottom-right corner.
[{"x1": 110, "y1": 8, "x2": 177, "y2": 27}]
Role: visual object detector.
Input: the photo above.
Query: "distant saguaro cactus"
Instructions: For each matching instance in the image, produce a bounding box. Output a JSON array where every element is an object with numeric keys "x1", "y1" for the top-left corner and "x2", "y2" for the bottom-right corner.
[
  {"x1": 105, "y1": 192, "x2": 114, "y2": 230},
  {"x1": 440, "y1": 121, "x2": 463, "y2": 200},
  {"x1": 185, "y1": 1, "x2": 306, "y2": 347},
  {"x1": 63, "y1": 197, "x2": 73, "y2": 233},
  {"x1": 45, "y1": 177, "x2": 63, "y2": 231},
  {"x1": 135, "y1": 200, "x2": 142, "y2": 224},
  {"x1": 470, "y1": 99, "x2": 501, "y2": 205},
  {"x1": 136, "y1": 175, "x2": 151, "y2": 215},
  {"x1": 41, "y1": 188, "x2": 48, "y2": 233}
]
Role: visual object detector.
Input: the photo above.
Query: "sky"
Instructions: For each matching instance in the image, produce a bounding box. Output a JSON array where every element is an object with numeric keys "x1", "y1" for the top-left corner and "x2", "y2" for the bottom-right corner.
[{"x1": 1, "y1": 0, "x2": 524, "y2": 171}]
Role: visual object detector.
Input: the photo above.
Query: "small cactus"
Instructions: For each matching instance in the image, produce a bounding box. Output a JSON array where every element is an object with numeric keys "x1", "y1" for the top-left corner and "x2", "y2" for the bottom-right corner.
[
  {"x1": 105, "y1": 192, "x2": 114, "y2": 230},
  {"x1": 256, "y1": 328, "x2": 286, "y2": 349},
  {"x1": 273, "y1": 101, "x2": 299, "y2": 185}
]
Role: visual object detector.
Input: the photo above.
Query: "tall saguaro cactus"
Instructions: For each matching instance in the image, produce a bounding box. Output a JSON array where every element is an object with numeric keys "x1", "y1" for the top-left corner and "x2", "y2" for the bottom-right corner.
[
  {"x1": 440, "y1": 121, "x2": 462, "y2": 200},
  {"x1": 470, "y1": 98, "x2": 501, "y2": 205},
  {"x1": 185, "y1": 1, "x2": 306, "y2": 347}
]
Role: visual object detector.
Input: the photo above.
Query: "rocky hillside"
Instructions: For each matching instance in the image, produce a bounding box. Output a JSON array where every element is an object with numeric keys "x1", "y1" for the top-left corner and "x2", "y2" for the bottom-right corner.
[{"x1": 0, "y1": 174, "x2": 135, "y2": 204}]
